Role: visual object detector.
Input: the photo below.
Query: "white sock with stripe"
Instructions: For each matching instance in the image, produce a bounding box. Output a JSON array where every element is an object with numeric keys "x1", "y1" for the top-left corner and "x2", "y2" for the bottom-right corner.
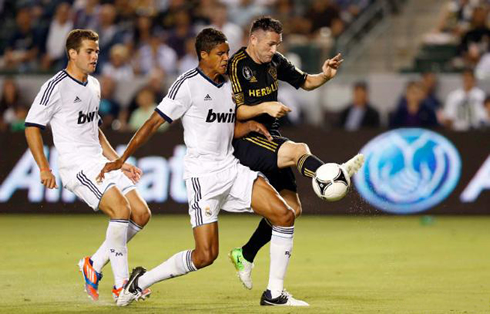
[
  {"x1": 106, "y1": 219, "x2": 129, "y2": 288},
  {"x1": 138, "y1": 250, "x2": 197, "y2": 290},
  {"x1": 91, "y1": 220, "x2": 143, "y2": 273},
  {"x1": 268, "y1": 225, "x2": 294, "y2": 299}
]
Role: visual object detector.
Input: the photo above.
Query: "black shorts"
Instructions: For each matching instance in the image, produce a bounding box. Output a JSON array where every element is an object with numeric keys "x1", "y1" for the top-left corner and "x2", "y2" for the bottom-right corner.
[{"x1": 232, "y1": 133, "x2": 297, "y2": 193}]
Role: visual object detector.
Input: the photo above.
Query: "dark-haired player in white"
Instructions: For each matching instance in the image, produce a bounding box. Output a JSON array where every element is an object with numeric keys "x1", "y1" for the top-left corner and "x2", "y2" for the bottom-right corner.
[
  {"x1": 98, "y1": 28, "x2": 309, "y2": 307},
  {"x1": 24, "y1": 29, "x2": 151, "y2": 302}
]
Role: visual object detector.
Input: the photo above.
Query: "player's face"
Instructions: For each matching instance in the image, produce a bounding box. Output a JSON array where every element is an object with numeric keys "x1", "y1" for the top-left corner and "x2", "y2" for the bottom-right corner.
[
  {"x1": 203, "y1": 42, "x2": 230, "y2": 75},
  {"x1": 71, "y1": 39, "x2": 100, "y2": 74},
  {"x1": 252, "y1": 31, "x2": 282, "y2": 63}
]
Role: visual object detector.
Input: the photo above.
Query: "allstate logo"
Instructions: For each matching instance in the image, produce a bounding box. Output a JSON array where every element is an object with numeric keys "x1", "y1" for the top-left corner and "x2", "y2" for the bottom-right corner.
[{"x1": 354, "y1": 128, "x2": 461, "y2": 214}]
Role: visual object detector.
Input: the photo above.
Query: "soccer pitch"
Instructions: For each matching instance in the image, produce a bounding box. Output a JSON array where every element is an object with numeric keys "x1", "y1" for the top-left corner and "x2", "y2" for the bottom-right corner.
[{"x1": 1, "y1": 214, "x2": 489, "y2": 313}]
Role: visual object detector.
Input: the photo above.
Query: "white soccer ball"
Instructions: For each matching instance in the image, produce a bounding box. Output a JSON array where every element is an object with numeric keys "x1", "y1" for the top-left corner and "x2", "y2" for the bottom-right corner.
[{"x1": 312, "y1": 163, "x2": 350, "y2": 202}]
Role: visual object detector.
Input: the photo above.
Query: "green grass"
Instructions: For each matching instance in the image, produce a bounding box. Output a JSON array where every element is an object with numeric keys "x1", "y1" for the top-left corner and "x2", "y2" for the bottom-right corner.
[{"x1": 0, "y1": 215, "x2": 489, "y2": 313}]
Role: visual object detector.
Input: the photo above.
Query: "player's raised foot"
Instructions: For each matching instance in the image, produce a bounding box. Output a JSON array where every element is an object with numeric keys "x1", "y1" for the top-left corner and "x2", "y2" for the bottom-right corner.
[
  {"x1": 78, "y1": 257, "x2": 103, "y2": 301},
  {"x1": 260, "y1": 289, "x2": 309, "y2": 306},
  {"x1": 341, "y1": 153, "x2": 365, "y2": 177},
  {"x1": 113, "y1": 284, "x2": 151, "y2": 302},
  {"x1": 116, "y1": 267, "x2": 147, "y2": 307},
  {"x1": 229, "y1": 248, "x2": 254, "y2": 290}
]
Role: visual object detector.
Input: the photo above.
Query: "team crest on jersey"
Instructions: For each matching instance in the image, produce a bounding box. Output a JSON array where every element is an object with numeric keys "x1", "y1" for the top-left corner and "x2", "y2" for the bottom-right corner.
[
  {"x1": 204, "y1": 206, "x2": 212, "y2": 217},
  {"x1": 268, "y1": 67, "x2": 277, "y2": 80},
  {"x1": 242, "y1": 66, "x2": 254, "y2": 81}
]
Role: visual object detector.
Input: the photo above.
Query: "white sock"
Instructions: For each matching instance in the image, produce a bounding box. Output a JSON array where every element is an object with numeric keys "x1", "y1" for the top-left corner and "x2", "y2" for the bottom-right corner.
[
  {"x1": 268, "y1": 225, "x2": 294, "y2": 298},
  {"x1": 138, "y1": 250, "x2": 196, "y2": 290},
  {"x1": 91, "y1": 220, "x2": 143, "y2": 273},
  {"x1": 106, "y1": 219, "x2": 129, "y2": 288}
]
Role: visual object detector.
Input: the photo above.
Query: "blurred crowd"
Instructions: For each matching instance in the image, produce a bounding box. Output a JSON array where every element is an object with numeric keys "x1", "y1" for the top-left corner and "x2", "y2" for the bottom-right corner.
[
  {"x1": 0, "y1": 0, "x2": 489, "y2": 133},
  {"x1": 424, "y1": 0, "x2": 490, "y2": 77},
  {"x1": 0, "y1": 0, "x2": 375, "y2": 132},
  {"x1": 338, "y1": 70, "x2": 490, "y2": 131}
]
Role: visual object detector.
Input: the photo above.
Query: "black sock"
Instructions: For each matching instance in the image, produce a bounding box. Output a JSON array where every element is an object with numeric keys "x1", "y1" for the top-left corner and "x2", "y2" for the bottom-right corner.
[
  {"x1": 297, "y1": 154, "x2": 324, "y2": 178},
  {"x1": 242, "y1": 218, "x2": 272, "y2": 262}
]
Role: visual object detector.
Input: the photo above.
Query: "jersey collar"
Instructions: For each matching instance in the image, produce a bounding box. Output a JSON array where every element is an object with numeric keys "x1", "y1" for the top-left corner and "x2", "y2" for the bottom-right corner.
[
  {"x1": 63, "y1": 70, "x2": 88, "y2": 86},
  {"x1": 196, "y1": 67, "x2": 224, "y2": 88}
]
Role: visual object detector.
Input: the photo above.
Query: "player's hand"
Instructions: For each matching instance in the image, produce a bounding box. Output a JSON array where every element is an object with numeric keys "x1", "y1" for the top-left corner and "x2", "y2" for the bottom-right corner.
[
  {"x1": 265, "y1": 102, "x2": 291, "y2": 118},
  {"x1": 40, "y1": 170, "x2": 58, "y2": 189},
  {"x1": 121, "y1": 163, "x2": 142, "y2": 184},
  {"x1": 322, "y1": 53, "x2": 343, "y2": 80},
  {"x1": 96, "y1": 158, "x2": 124, "y2": 183},
  {"x1": 248, "y1": 121, "x2": 272, "y2": 141}
]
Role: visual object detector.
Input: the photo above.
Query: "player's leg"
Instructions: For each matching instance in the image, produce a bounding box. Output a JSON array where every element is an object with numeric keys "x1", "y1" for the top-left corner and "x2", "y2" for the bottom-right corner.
[
  {"x1": 91, "y1": 189, "x2": 151, "y2": 273},
  {"x1": 97, "y1": 186, "x2": 131, "y2": 291},
  {"x1": 250, "y1": 177, "x2": 308, "y2": 306},
  {"x1": 277, "y1": 140, "x2": 364, "y2": 178},
  {"x1": 116, "y1": 223, "x2": 219, "y2": 306}
]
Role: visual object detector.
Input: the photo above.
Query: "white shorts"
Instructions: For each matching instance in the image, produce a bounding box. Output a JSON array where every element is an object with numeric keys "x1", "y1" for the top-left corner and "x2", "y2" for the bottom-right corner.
[
  {"x1": 186, "y1": 163, "x2": 261, "y2": 228},
  {"x1": 61, "y1": 158, "x2": 136, "y2": 211}
]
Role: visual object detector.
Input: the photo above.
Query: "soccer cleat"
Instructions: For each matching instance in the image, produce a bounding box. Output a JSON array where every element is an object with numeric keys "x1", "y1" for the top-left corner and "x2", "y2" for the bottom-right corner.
[
  {"x1": 113, "y1": 284, "x2": 152, "y2": 302},
  {"x1": 229, "y1": 248, "x2": 254, "y2": 290},
  {"x1": 341, "y1": 153, "x2": 365, "y2": 177},
  {"x1": 260, "y1": 289, "x2": 309, "y2": 306},
  {"x1": 78, "y1": 257, "x2": 103, "y2": 301},
  {"x1": 116, "y1": 266, "x2": 147, "y2": 307}
]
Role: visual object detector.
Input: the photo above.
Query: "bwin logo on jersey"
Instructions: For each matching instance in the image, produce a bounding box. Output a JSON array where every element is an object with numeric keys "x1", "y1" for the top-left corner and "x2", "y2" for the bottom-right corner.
[
  {"x1": 77, "y1": 110, "x2": 98, "y2": 124},
  {"x1": 354, "y1": 128, "x2": 461, "y2": 214},
  {"x1": 205, "y1": 109, "x2": 235, "y2": 123}
]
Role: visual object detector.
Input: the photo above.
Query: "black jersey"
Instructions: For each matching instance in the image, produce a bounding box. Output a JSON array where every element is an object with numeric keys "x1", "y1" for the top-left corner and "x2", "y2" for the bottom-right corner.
[{"x1": 228, "y1": 47, "x2": 307, "y2": 135}]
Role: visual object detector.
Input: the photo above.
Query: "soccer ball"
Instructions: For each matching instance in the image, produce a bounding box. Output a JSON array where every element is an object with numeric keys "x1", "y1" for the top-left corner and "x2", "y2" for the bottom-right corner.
[{"x1": 312, "y1": 163, "x2": 350, "y2": 202}]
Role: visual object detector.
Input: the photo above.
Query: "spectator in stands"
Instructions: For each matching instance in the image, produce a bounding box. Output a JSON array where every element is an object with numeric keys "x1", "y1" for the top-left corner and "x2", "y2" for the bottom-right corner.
[
  {"x1": 99, "y1": 76, "x2": 121, "y2": 130},
  {"x1": 128, "y1": 87, "x2": 168, "y2": 132},
  {"x1": 424, "y1": 0, "x2": 478, "y2": 45},
  {"x1": 228, "y1": 0, "x2": 269, "y2": 28},
  {"x1": 119, "y1": 69, "x2": 168, "y2": 130},
  {"x1": 136, "y1": 34, "x2": 178, "y2": 75},
  {"x1": 166, "y1": 9, "x2": 196, "y2": 59},
  {"x1": 421, "y1": 72, "x2": 442, "y2": 111},
  {"x1": 208, "y1": 2, "x2": 243, "y2": 54},
  {"x1": 95, "y1": 3, "x2": 125, "y2": 67},
  {"x1": 458, "y1": 5, "x2": 490, "y2": 67},
  {"x1": 390, "y1": 81, "x2": 438, "y2": 128},
  {"x1": 441, "y1": 69, "x2": 487, "y2": 130},
  {"x1": 305, "y1": 0, "x2": 344, "y2": 37},
  {"x1": 41, "y1": 2, "x2": 74, "y2": 71},
  {"x1": 1, "y1": 7, "x2": 40, "y2": 72},
  {"x1": 129, "y1": 13, "x2": 156, "y2": 51},
  {"x1": 483, "y1": 95, "x2": 490, "y2": 129},
  {"x1": 339, "y1": 81, "x2": 381, "y2": 130},
  {"x1": 73, "y1": 0, "x2": 100, "y2": 30},
  {"x1": 178, "y1": 37, "x2": 198, "y2": 73},
  {"x1": 102, "y1": 44, "x2": 135, "y2": 82},
  {"x1": 0, "y1": 78, "x2": 25, "y2": 132}
]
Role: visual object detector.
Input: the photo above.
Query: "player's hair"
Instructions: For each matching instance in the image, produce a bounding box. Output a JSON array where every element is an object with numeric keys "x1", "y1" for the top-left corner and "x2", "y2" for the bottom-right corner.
[
  {"x1": 195, "y1": 28, "x2": 227, "y2": 61},
  {"x1": 250, "y1": 16, "x2": 283, "y2": 35},
  {"x1": 65, "y1": 29, "x2": 99, "y2": 60}
]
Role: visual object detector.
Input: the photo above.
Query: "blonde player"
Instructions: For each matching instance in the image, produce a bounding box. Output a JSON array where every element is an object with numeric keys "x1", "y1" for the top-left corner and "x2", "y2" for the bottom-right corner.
[{"x1": 24, "y1": 29, "x2": 151, "y2": 302}]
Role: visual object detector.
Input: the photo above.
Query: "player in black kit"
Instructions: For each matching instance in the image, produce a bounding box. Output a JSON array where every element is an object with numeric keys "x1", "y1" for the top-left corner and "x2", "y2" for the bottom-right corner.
[{"x1": 228, "y1": 17, "x2": 364, "y2": 292}]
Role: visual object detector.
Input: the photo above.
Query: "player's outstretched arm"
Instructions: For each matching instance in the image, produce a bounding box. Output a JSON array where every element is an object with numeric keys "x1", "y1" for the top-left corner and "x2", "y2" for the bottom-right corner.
[
  {"x1": 25, "y1": 126, "x2": 58, "y2": 189},
  {"x1": 96, "y1": 112, "x2": 165, "y2": 182},
  {"x1": 234, "y1": 120, "x2": 272, "y2": 140},
  {"x1": 236, "y1": 101, "x2": 291, "y2": 120},
  {"x1": 301, "y1": 53, "x2": 344, "y2": 91},
  {"x1": 98, "y1": 128, "x2": 142, "y2": 183}
]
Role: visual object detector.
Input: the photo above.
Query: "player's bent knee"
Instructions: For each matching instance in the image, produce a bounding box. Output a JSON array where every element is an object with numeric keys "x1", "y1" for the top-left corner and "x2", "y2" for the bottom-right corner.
[
  {"x1": 272, "y1": 207, "x2": 295, "y2": 227},
  {"x1": 131, "y1": 205, "x2": 151, "y2": 226},
  {"x1": 193, "y1": 249, "x2": 218, "y2": 269}
]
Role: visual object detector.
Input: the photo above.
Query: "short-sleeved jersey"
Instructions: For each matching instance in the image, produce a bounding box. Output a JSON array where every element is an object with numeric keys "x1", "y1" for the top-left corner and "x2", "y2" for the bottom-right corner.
[
  {"x1": 25, "y1": 70, "x2": 102, "y2": 170},
  {"x1": 155, "y1": 68, "x2": 238, "y2": 179},
  {"x1": 228, "y1": 47, "x2": 307, "y2": 135}
]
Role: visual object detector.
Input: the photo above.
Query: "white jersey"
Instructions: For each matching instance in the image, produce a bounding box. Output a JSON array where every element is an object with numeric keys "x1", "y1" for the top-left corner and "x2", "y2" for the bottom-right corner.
[
  {"x1": 25, "y1": 70, "x2": 103, "y2": 171},
  {"x1": 156, "y1": 68, "x2": 238, "y2": 179}
]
